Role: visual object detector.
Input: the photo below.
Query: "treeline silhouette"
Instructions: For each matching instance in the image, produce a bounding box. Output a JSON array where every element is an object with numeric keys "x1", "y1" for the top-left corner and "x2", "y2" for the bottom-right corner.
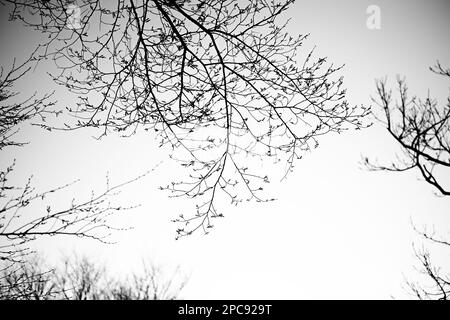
[{"x1": 1, "y1": 254, "x2": 187, "y2": 300}]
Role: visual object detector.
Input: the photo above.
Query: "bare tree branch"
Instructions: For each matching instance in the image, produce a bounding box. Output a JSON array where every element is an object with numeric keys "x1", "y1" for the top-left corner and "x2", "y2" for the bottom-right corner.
[
  {"x1": 1, "y1": 0, "x2": 369, "y2": 237},
  {"x1": 366, "y1": 62, "x2": 450, "y2": 300},
  {"x1": 0, "y1": 54, "x2": 145, "y2": 297},
  {"x1": 405, "y1": 223, "x2": 450, "y2": 300},
  {"x1": 364, "y1": 64, "x2": 450, "y2": 196}
]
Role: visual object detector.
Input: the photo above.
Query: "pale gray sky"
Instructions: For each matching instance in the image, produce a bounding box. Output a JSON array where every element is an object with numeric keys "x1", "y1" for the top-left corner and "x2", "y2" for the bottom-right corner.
[{"x1": 1, "y1": 0, "x2": 449, "y2": 299}]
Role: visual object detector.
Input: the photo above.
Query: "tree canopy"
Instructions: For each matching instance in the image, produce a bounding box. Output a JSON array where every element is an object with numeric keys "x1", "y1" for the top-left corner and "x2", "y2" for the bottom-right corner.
[{"x1": 2, "y1": 0, "x2": 369, "y2": 237}]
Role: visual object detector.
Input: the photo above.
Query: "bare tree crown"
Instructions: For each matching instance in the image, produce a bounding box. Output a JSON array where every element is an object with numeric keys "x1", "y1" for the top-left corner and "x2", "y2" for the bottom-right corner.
[{"x1": 2, "y1": 0, "x2": 369, "y2": 237}]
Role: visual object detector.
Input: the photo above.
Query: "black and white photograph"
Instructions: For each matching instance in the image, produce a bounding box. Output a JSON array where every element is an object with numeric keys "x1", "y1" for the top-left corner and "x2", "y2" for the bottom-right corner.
[{"x1": 0, "y1": 0, "x2": 449, "y2": 306}]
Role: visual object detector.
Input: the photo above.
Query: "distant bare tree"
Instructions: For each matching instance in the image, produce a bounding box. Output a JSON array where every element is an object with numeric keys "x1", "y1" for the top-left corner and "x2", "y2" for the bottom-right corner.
[
  {"x1": 106, "y1": 261, "x2": 187, "y2": 300},
  {"x1": 0, "y1": 254, "x2": 187, "y2": 300},
  {"x1": 1, "y1": 0, "x2": 369, "y2": 237},
  {"x1": 365, "y1": 62, "x2": 450, "y2": 300},
  {"x1": 0, "y1": 256, "x2": 58, "y2": 300},
  {"x1": 53, "y1": 254, "x2": 107, "y2": 300}
]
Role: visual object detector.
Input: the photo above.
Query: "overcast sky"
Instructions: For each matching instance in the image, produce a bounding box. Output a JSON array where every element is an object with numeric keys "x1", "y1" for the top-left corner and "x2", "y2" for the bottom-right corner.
[{"x1": 1, "y1": 0, "x2": 450, "y2": 299}]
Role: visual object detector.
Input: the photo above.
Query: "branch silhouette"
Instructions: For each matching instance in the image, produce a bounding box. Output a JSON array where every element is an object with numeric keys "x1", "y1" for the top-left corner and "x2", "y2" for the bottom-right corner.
[
  {"x1": 0, "y1": 55, "x2": 144, "y2": 296},
  {"x1": 1, "y1": 0, "x2": 369, "y2": 237},
  {"x1": 365, "y1": 62, "x2": 450, "y2": 300}
]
